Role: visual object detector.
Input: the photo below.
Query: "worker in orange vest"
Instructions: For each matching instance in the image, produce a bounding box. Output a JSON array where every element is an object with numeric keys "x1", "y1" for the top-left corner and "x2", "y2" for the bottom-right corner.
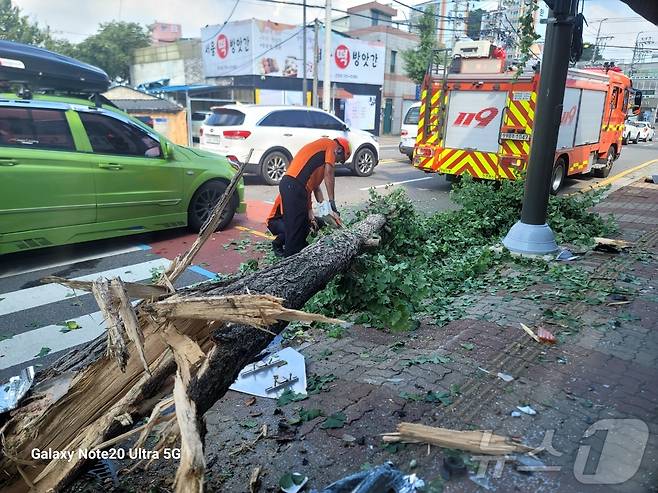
[{"x1": 266, "y1": 137, "x2": 351, "y2": 257}]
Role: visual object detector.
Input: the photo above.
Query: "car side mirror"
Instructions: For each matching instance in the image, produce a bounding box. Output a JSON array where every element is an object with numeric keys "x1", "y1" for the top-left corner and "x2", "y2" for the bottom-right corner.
[
  {"x1": 341, "y1": 124, "x2": 349, "y2": 132},
  {"x1": 161, "y1": 140, "x2": 174, "y2": 160},
  {"x1": 632, "y1": 90, "x2": 642, "y2": 116}
]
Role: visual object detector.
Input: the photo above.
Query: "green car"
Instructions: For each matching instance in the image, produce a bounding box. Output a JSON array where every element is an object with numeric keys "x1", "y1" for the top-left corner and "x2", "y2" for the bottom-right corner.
[{"x1": 0, "y1": 93, "x2": 246, "y2": 255}]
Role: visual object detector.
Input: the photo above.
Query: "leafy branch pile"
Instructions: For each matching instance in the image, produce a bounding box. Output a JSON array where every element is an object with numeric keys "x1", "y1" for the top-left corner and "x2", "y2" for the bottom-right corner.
[{"x1": 306, "y1": 178, "x2": 615, "y2": 331}]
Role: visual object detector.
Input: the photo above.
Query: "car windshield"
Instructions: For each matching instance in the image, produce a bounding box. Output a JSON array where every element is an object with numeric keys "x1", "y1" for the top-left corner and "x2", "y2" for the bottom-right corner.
[
  {"x1": 404, "y1": 106, "x2": 420, "y2": 125},
  {"x1": 206, "y1": 109, "x2": 245, "y2": 126}
]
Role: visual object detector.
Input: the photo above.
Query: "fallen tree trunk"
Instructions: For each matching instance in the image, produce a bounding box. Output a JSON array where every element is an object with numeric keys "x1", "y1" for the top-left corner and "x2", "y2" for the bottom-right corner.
[{"x1": 0, "y1": 214, "x2": 385, "y2": 493}]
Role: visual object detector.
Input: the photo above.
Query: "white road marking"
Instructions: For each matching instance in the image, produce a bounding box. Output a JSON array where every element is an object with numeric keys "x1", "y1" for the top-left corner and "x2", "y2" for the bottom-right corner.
[
  {"x1": 0, "y1": 244, "x2": 150, "y2": 279},
  {"x1": 359, "y1": 177, "x2": 434, "y2": 191},
  {"x1": 0, "y1": 258, "x2": 170, "y2": 316},
  {"x1": 0, "y1": 306, "x2": 136, "y2": 370}
]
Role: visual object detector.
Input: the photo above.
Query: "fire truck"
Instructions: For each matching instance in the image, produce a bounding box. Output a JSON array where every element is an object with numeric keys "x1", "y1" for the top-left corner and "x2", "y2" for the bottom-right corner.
[{"x1": 413, "y1": 41, "x2": 641, "y2": 193}]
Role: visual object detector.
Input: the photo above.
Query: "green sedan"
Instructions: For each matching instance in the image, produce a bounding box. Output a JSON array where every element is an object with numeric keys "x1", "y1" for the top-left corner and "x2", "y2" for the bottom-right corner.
[{"x1": 0, "y1": 93, "x2": 246, "y2": 255}]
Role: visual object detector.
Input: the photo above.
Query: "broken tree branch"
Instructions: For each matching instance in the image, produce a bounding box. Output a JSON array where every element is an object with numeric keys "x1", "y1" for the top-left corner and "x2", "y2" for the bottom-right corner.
[
  {"x1": 0, "y1": 213, "x2": 385, "y2": 493},
  {"x1": 166, "y1": 150, "x2": 252, "y2": 283},
  {"x1": 41, "y1": 275, "x2": 169, "y2": 299},
  {"x1": 382, "y1": 423, "x2": 532, "y2": 455}
]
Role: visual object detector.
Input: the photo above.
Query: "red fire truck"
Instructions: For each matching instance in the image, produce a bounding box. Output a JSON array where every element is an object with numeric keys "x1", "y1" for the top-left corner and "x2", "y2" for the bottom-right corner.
[{"x1": 413, "y1": 42, "x2": 640, "y2": 193}]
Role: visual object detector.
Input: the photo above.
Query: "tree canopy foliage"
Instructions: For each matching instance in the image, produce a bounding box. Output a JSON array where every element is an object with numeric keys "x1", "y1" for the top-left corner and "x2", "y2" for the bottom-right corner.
[
  {"x1": 402, "y1": 6, "x2": 439, "y2": 85},
  {"x1": 0, "y1": 1, "x2": 150, "y2": 82}
]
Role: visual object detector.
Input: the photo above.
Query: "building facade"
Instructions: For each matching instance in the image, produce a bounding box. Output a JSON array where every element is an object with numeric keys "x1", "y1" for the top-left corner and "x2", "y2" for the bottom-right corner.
[
  {"x1": 337, "y1": 2, "x2": 420, "y2": 134},
  {"x1": 409, "y1": 0, "x2": 469, "y2": 48},
  {"x1": 480, "y1": 1, "x2": 548, "y2": 59},
  {"x1": 131, "y1": 39, "x2": 204, "y2": 87}
]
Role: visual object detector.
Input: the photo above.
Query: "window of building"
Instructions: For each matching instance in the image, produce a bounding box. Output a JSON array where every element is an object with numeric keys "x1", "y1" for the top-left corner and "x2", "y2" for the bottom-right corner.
[
  {"x1": 372, "y1": 10, "x2": 380, "y2": 26},
  {"x1": 390, "y1": 50, "x2": 397, "y2": 73},
  {"x1": 78, "y1": 111, "x2": 161, "y2": 158},
  {"x1": 0, "y1": 107, "x2": 75, "y2": 151}
]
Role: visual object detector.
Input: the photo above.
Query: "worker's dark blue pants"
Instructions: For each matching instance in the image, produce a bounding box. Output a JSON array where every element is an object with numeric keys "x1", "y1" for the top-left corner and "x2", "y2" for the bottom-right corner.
[{"x1": 267, "y1": 175, "x2": 309, "y2": 257}]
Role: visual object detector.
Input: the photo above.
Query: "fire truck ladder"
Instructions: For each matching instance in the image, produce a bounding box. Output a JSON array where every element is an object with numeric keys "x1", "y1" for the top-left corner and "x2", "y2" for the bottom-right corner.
[{"x1": 423, "y1": 49, "x2": 449, "y2": 145}]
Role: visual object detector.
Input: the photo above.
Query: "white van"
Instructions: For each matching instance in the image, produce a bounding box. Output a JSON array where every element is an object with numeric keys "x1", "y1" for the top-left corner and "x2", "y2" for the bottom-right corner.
[{"x1": 399, "y1": 102, "x2": 421, "y2": 161}]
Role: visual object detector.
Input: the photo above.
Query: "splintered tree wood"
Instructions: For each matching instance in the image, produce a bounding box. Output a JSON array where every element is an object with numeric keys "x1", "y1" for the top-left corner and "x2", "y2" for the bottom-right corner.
[
  {"x1": 382, "y1": 423, "x2": 533, "y2": 455},
  {"x1": 0, "y1": 214, "x2": 385, "y2": 493}
]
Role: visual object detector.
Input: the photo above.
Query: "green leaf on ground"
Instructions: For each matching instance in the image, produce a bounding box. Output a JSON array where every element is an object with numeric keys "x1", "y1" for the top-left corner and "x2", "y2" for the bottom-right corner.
[
  {"x1": 59, "y1": 320, "x2": 81, "y2": 333},
  {"x1": 288, "y1": 407, "x2": 323, "y2": 425},
  {"x1": 307, "y1": 374, "x2": 337, "y2": 394},
  {"x1": 34, "y1": 347, "x2": 51, "y2": 358},
  {"x1": 321, "y1": 411, "x2": 346, "y2": 429},
  {"x1": 382, "y1": 442, "x2": 407, "y2": 453},
  {"x1": 277, "y1": 389, "x2": 307, "y2": 406},
  {"x1": 401, "y1": 354, "x2": 451, "y2": 367},
  {"x1": 239, "y1": 419, "x2": 259, "y2": 429},
  {"x1": 460, "y1": 342, "x2": 475, "y2": 351}
]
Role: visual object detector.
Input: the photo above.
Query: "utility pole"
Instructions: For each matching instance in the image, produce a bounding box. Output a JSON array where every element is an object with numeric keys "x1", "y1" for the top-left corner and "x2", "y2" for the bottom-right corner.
[
  {"x1": 322, "y1": 0, "x2": 332, "y2": 112},
  {"x1": 591, "y1": 18, "x2": 607, "y2": 62},
  {"x1": 630, "y1": 32, "x2": 653, "y2": 77},
  {"x1": 312, "y1": 19, "x2": 319, "y2": 107},
  {"x1": 502, "y1": 0, "x2": 577, "y2": 256},
  {"x1": 302, "y1": 0, "x2": 308, "y2": 105}
]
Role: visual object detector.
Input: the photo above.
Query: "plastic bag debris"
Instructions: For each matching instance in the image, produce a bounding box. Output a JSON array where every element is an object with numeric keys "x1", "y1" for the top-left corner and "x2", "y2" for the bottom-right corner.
[
  {"x1": 0, "y1": 366, "x2": 35, "y2": 413},
  {"x1": 497, "y1": 372, "x2": 514, "y2": 382},
  {"x1": 314, "y1": 462, "x2": 425, "y2": 493},
  {"x1": 556, "y1": 249, "x2": 579, "y2": 261},
  {"x1": 516, "y1": 405, "x2": 537, "y2": 416}
]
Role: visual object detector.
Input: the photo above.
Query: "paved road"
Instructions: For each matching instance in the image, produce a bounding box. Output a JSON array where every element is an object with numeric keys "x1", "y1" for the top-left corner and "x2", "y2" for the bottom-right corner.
[{"x1": 0, "y1": 138, "x2": 656, "y2": 381}]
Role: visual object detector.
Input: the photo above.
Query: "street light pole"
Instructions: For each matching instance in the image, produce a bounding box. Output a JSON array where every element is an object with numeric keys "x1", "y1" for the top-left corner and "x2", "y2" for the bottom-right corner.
[
  {"x1": 502, "y1": 0, "x2": 577, "y2": 256},
  {"x1": 313, "y1": 18, "x2": 319, "y2": 107},
  {"x1": 322, "y1": 0, "x2": 332, "y2": 112},
  {"x1": 302, "y1": 0, "x2": 308, "y2": 105}
]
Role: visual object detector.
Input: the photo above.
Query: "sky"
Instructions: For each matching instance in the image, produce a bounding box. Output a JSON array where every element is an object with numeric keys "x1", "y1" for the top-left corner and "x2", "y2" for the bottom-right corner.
[{"x1": 13, "y1": 0, "x2": 658, "y2": 63}]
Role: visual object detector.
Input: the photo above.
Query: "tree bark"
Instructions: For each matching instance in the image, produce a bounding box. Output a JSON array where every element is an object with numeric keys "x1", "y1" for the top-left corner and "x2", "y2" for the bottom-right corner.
[{"x1": 0, "y1": 214, "x2": 384, "y2": 493}]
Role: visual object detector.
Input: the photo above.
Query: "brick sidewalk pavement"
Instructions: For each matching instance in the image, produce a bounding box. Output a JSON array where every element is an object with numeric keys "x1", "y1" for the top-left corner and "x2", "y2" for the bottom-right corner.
[{"x1": 108, "y1": 180, "x2": 657, "y2": 493}]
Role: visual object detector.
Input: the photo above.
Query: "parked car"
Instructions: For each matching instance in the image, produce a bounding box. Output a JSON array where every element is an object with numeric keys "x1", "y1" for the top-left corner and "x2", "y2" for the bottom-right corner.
[
  {"x1": 200, "y1": 105, "x2": 379, "y2": 185},
  {"x1": 635, "y1": 121, "x2": 655, "y2": 142},
  {"x1": 622, "y1": 121, "x2": 641, "y2": 144},
  {"x1": 0, "y1": 94, "x2": 246, "y2": 255},
  {"x1": 399, "y1": 102, "x2": 420, "y2": 162},
  {"x1": 191, "y1": 111, "x2": 211, "y2": 143}
]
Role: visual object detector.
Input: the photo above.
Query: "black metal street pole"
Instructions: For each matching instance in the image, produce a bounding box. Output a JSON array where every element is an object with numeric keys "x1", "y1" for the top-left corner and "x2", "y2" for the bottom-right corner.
[
  {"x1": 302, "y1": 0, "x2": 308, "y2": 105},
  {"x1": 502, "y1": 0, "x2": 577, "y2": 255}
]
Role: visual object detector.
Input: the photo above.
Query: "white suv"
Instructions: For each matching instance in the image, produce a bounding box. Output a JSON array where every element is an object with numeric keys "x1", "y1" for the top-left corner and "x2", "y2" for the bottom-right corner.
[
  {"x1": 200, "y1": 105, "x2": 379, "y2": 185},
  {"x1": 622, "y1": 121, "x2": 641, "y2": 144},
  {"x1": 399, "y1": 102, "x2": 420, "y2": 162}
]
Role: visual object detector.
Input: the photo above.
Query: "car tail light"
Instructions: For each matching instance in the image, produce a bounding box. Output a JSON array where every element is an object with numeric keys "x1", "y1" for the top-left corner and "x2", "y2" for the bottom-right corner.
[
  {"x1": 416, "y1": 147, "x2": 433, "y2": 158},
  {"x1": 401, "y1": 129, "x2": 408, "y2": 136},
  {"x1": 223, "y1": 130, "x2": 251, "y2": 139},
  {"x1": 226, "y1": 155, "x2": 240, "y2": 170},
  {"x1": 199, "y1": 127, "x2": 204, "y2": 136}
]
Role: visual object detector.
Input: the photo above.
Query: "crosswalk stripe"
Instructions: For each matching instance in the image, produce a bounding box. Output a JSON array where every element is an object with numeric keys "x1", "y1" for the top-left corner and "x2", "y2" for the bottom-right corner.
[
  {"x1": 0, "y1": 258, "x2": 170, "y2": 317},
  {"x1": 0, "y1": 305, "x2": 136, "y2": 370}
]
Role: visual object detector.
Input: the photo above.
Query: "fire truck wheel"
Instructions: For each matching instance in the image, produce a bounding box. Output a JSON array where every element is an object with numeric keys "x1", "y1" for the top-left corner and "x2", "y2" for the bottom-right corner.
[
  {"x1": 550, "y1": 158, "x2": 567, "y2": 195},
  {"x1": 593, "y1": 147, "x2": 615, "y2": 178}
]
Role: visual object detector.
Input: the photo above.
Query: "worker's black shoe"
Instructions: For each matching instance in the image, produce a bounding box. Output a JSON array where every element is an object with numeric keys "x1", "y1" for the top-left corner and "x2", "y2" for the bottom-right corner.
[{"x1": 272, "y1": 242, "x2": 285, "y2": 258}]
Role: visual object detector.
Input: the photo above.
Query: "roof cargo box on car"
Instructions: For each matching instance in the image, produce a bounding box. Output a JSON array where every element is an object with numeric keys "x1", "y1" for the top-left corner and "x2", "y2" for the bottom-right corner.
[{"x1": 0, "y1": 40, "x2": 110, "y2": 93}]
